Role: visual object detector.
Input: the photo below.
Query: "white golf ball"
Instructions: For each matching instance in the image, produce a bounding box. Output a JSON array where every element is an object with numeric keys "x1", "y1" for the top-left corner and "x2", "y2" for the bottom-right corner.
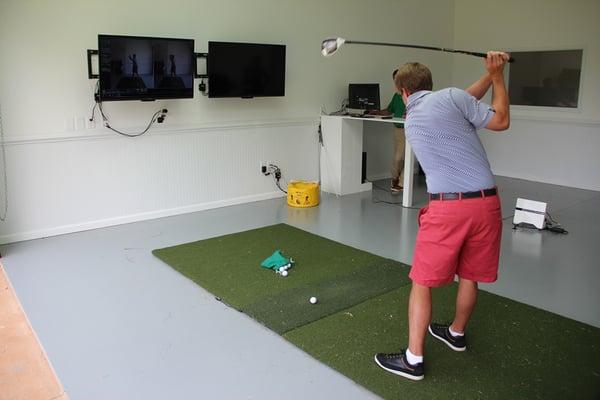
[
  {"x1": 279, "y1": 266, "x2": 286, "y2": 272},
  {"x1": 281, "y1": 270, "x2": 289, "y2": 277},
  {"x1": 309, "y1": 296, "x2": 318, "y2": 304}
]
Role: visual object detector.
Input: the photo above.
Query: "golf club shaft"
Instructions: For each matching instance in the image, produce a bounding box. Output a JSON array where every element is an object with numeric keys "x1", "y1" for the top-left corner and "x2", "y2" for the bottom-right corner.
[{"x1": 346, "y1": 40, "x2": 515, "y2": 63}]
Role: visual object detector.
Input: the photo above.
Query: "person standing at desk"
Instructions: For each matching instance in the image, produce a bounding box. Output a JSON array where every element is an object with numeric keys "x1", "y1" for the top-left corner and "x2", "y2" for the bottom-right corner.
[{"x1": 373, "y1": 69, "x2": 407, "y2": 193}]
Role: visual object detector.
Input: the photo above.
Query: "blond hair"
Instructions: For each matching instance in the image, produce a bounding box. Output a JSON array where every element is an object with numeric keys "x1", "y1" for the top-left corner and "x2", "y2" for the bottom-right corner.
[{"x1": 394, "y1": 62, "x2": 433, "y2": 93}]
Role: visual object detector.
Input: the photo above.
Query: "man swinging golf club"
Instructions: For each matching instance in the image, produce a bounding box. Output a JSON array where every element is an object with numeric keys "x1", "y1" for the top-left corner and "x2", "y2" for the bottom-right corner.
[{"x1": 374, "y1": 51, "x2": 511, "y2": 380}]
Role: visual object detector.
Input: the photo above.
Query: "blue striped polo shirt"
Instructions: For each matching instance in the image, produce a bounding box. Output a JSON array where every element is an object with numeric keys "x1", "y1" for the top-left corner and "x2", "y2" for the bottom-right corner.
[{"x1": 404, "y1": 88, "x2": 496, "y2": 193}]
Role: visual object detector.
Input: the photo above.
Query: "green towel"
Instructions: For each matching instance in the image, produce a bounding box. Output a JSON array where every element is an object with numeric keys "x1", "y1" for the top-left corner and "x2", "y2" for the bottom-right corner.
[{"x1": 261, "y1": 250, "x2": 292, "y2": 270}]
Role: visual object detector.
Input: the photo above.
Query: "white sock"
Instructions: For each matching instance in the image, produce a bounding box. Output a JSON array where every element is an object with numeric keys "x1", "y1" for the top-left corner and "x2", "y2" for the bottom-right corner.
[
  {"x1": 449, "y1": 326, "x2": 464, "y2": 337},
  {"x1": 405, "y1": 348, "x2": 423, "y2": 365}
]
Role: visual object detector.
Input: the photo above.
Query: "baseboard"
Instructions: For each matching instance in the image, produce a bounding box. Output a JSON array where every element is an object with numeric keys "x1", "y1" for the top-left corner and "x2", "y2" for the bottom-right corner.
[{"x1": 0, "y1": 191, "x2": 286, "y2": 245}]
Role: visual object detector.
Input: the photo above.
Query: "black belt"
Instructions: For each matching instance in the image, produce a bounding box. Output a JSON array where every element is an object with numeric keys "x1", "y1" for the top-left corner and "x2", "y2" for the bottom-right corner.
[{"x1": 429, "y1": 187, "x2": 497, "y2": 201}]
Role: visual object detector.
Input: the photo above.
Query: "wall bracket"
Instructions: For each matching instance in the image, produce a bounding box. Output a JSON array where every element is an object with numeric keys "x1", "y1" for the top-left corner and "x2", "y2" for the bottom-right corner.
[{"x1": 87, "y1": 49, "x2": 99, "y2": 79}]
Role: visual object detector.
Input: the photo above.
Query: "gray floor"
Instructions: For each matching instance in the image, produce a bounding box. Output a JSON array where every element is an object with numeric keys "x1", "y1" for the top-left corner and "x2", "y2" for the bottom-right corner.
[{"x1": 1, "y1": 176, "x2": 599, "y2": 400}]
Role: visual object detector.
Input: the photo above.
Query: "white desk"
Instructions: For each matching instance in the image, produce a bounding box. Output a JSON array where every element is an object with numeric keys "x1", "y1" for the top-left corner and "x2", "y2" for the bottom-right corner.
[{"x1": 320, "y1": 115, "x2": 415, "y2": 207}]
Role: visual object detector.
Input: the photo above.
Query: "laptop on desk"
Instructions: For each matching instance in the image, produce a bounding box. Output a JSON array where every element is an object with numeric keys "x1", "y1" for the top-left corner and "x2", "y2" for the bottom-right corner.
[{"x1": 348, "y1": 83, "x2": 380, "y2": 114}]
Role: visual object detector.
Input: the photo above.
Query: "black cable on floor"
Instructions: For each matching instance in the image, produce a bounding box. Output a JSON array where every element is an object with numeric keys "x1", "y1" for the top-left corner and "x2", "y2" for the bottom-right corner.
[{"x1": 369, "y1": 180, "x2": 421, "y2": 210}]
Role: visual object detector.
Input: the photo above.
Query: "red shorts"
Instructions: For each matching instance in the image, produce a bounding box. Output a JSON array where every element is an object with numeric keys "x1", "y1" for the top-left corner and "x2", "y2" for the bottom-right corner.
[{"x1": 409, "y1": 194, "x2": 502, "y2": 287}]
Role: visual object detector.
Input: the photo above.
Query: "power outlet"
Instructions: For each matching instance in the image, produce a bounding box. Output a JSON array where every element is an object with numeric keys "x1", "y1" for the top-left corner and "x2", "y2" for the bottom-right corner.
[{"x1": 261, "y1": 161, "x2": 275, "y2": 175}]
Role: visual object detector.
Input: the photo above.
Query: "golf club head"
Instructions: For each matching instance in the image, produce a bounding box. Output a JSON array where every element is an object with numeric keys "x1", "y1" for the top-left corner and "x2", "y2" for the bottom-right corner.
[{"x1": 321, "y1": 37, "x2": 346, "y2": 57}]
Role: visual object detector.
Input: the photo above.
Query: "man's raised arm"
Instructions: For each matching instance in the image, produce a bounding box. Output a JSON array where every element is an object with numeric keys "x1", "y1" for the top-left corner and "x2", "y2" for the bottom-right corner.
[{"x1": 484, "y1": 51, "x2": 510, "y2": 131}]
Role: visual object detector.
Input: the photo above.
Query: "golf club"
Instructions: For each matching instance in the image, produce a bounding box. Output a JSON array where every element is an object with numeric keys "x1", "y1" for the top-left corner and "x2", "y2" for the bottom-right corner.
[{"x1": 321, "y1": 37, "x2": 514, "y2": 62}]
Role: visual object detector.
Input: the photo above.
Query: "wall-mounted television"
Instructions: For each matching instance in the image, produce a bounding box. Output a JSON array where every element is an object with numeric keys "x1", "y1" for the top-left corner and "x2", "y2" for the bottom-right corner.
[
  {"x1": 98, "y1": 34, "x2": 195, "y2": 101},
  {"x1": 207, "y1": 41, "x2": 286, "y2": 98}
]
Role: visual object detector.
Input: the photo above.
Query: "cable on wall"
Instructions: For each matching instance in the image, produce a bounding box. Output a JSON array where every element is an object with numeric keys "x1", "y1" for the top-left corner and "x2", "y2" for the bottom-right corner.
[
  {"x1": 264, "y1": 163, "x2": 287, "y2": 194},
  {"x1": 90, "y1": 81, "x2": 168, "y2": 138}
]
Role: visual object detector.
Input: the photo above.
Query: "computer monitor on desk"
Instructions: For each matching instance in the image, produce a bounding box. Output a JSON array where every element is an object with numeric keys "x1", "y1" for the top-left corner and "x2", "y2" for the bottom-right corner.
[{"x1": 348, "y1": 84, "x2": 380, "y2": 114}]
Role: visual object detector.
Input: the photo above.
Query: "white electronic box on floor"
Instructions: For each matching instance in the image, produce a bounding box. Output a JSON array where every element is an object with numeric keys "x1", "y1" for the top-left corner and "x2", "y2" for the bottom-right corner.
[{"x1": 513, "y1": 198, "x2": 547, "y2": 229}]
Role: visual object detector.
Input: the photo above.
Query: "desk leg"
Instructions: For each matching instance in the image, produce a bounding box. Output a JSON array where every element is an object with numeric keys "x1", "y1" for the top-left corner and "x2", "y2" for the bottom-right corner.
[
  {"x1": 320, "y1": 116, "x2": 372, "y2": 195},
  {"x1": 402, "y1": 141, "x2": 414, "y2": 207}
]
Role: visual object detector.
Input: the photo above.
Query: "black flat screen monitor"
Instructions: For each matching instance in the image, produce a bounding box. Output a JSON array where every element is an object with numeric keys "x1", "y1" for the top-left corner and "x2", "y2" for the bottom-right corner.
[
  {"x1": 208, "y1": 41, "x2": 286, "y2": 98},
  {"x1": 348, "y1": 84, "x2": 380, "y2": 111},
  {"x1": 98, "y1": 34, "x2": 195, "y2": 101}
]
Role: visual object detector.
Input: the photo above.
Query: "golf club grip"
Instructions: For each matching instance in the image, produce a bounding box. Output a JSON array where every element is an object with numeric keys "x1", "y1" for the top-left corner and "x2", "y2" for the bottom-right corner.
[{"x1": 465, "y1": 50, "x2": 515, "y2": 63}]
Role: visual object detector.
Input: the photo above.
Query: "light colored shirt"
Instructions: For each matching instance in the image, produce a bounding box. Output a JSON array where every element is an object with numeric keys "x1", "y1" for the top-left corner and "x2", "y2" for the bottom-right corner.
[{"x1": 404, "y1": 88, "x2": 495, "y2": 193}]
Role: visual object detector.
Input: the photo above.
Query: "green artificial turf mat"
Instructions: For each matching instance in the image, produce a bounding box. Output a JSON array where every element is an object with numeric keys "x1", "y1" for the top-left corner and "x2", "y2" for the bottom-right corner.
[
  {"x1": 244, "y1": 262, "x2": 410, "y2": 334},
  {"x1": 284, "y1": 284, "x2": 600, "y2": 400},
  {"x1": 152, "y1": 223, "x2": 411, "y2": 332}
]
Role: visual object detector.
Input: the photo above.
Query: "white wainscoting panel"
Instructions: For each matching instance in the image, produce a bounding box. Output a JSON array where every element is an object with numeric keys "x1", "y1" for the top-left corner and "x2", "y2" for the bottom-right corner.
[{"x1": 0, "y1": 119, "x2": 319, "y2": 244}]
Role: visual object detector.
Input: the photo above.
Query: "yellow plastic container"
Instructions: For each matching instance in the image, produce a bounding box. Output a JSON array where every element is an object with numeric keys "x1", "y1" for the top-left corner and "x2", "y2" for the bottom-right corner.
[{"x1": 287, "y1": 180, "x2": 320, "y2": 208}]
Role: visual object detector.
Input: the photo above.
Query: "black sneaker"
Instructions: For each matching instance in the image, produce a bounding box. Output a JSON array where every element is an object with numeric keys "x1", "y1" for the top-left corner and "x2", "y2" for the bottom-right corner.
[
  {"x1": 428, "y1": 323, "x2": 467, "y2": 351},
  {"x1": 374, "y1": 350, "x2": 424, "y2": 381}
]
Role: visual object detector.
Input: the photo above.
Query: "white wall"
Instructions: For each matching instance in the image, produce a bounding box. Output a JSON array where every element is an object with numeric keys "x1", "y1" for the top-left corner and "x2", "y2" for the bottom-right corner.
[
  {"x1": 452, "y1": 0, "x2": 600, "y2": 191},
  {"x1": 0, "y1": 0, "x2": 456, "y2": 243},
  {"x1": 362, "y1": 4, "x2": 456, "y2": 181}
]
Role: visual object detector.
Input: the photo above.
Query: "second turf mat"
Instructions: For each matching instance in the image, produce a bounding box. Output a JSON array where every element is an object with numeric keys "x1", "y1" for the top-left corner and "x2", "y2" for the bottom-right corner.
[{"x1": 284, "y1": 284, "x2": 600, "y2": 400}]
